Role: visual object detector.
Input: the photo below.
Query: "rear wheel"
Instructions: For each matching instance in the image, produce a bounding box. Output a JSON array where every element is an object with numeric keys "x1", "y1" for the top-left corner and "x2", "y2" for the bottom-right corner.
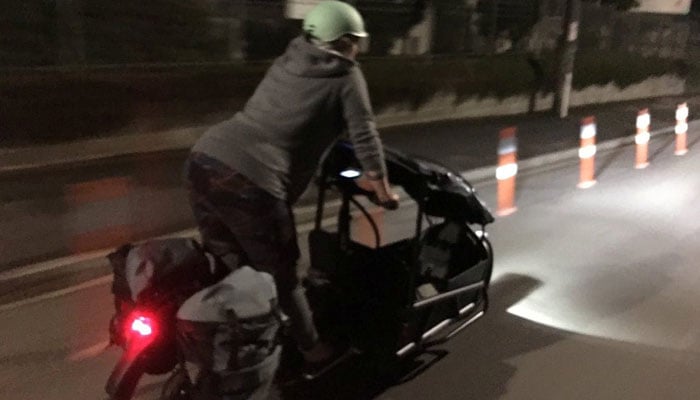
[{"x1": 106, "y1": 358, "x2": 145, "y2": 400}]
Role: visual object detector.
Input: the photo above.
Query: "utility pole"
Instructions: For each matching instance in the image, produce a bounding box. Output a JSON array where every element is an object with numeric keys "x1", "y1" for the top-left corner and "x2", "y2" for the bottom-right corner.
[{"x1": 553, "y1": 0, "x2": 581, "y2": 118}]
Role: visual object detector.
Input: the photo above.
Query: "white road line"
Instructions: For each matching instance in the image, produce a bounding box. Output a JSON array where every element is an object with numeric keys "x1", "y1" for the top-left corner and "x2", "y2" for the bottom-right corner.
[{"x1": 67, "y1": 340, "x2": 111, "y2": 362}]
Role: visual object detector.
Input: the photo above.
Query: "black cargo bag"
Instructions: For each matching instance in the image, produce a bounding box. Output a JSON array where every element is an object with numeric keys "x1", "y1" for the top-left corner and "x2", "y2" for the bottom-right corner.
[{"x1": 107, "y1": 238, "x2": 222, "y2": 345}]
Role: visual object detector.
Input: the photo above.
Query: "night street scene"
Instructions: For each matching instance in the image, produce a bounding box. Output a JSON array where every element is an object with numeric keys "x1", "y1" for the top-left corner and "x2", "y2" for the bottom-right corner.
[{"x1": 3, "y1": 1, "x2": 700, "y2": 399}]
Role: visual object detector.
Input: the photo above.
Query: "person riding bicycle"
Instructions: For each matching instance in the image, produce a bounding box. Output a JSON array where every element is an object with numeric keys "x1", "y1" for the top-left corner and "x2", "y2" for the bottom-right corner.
[{"x1": 185, "y1": 0, "x2": 398, "y2": 374}]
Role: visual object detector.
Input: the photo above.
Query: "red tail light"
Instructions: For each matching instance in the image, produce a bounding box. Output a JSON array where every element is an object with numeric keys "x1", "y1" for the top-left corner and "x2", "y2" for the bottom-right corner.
[
  {"x1": 124, "y1": 312, "x2": 158, "y2": 341},
  {"x1": 131, "y1": 316, "x2": 153, "y2": 337}
]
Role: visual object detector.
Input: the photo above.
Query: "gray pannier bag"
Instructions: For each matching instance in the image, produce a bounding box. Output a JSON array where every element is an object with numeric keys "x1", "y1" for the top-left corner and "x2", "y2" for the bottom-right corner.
[{"x1": 176, "y1": 266, "x2": 282, "y2": 400}]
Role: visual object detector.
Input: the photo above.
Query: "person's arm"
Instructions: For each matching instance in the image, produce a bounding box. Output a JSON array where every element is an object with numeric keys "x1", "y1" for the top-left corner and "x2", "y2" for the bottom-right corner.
[
  {"x1": 354, "y1": 174, "x2": 399, "y2": 209},
  {"x1": 341, "y1": 68, "x2": 399, "y2": 207}
]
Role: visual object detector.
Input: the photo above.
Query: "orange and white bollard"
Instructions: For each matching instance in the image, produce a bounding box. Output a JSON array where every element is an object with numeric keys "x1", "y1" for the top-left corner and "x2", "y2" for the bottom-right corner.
[
  {"x1": 578, "y1": 116, "x2": 597, "y2": 189},
  {"x1": 675, "y1": 103, "x2": 688, "y2": 156},
  {"x1": 496, "y1": 126, "x2": 517, "y2": 216},
  {"x1": 635, "y1": 108, "x2": 651, "y2": 169}
]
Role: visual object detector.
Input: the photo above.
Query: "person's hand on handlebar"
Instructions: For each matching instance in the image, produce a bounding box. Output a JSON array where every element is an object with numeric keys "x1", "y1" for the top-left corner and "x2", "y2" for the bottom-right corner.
[{"x1": 354, "y1": 173, "x2": 400, "y2": 210}]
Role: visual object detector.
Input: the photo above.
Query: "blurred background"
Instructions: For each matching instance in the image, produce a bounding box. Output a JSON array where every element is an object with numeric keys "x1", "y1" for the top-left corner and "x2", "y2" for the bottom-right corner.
[
  {"x1": 7, "y1": 5, "x2": 700, "y2": 400},
  {"x1": 1, "y1": 0, "x2": 697, "y2": 147}
]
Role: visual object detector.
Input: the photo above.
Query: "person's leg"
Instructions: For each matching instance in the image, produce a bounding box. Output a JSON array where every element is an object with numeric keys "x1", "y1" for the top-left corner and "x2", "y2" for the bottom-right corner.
[
  {"x1": 185, "y1": 152, "x2": 320, "y2": 351},
  {"x1": 186, "y1": 152, "x2": 248, "y2": 270},
  {"x1": 211, "y1": 187, "x2": 319, "y2": 351}
]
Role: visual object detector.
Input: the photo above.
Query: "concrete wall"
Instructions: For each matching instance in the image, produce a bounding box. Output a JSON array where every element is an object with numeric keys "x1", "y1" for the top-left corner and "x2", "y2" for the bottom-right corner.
[
  {"x1": 375, "y1": 74, "x2": 685, "y2": 127},
  {"x1": 633, "y1": 0, "x2": 692, "y2": 14}
]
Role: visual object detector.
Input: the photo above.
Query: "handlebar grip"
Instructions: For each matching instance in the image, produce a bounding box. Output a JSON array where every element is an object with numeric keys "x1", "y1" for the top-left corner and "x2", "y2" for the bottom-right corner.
[
  {"x1": 381, "y1": 198, "x2": 399, "y2": 210},
  {"x1": 367, "y1": 192, "x2": 399, "y2": 210},
  {"x1": 351, "y1": 180, "x2": 399, "y2": 210}
]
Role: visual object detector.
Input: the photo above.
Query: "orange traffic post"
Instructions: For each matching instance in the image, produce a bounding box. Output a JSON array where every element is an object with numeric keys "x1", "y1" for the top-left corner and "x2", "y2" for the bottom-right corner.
[
  {"x1": 578, "y1": 116, "x2": 597, "y2": 189},
  {"x1": 635, "y1": 108, "x2": 650, "y2": 169},
  {"x1": 496, "y1": 126, "x2": 517, "y2": 216},
  {"x1": 675, "y1": 102, "x2": 688, "y2": 156}
]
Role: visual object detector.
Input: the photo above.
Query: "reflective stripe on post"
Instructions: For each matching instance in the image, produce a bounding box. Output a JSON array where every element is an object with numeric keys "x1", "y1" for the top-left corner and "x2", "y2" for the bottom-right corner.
[
  {"x1": 635, "y1": 109, "x2": 650, "y2": 169},
  {"x1": 578, "y1": 116, "x2": 597, "y2": 189},
  {"x1": 675, "y1": 103, "x2": 688, "y2": 156},
  {"x1": 496, "y1": 126, "x2": 517, "y2": 216}
]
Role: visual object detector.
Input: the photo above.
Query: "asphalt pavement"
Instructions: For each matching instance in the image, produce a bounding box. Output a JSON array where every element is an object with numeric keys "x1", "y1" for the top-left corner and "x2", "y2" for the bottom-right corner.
[
  {"x1": 3, "y1": 122, "x2": 700, "y2": 400},
  {"x1": 2, "y1": 93, "x2": 700, "y2": 305}
]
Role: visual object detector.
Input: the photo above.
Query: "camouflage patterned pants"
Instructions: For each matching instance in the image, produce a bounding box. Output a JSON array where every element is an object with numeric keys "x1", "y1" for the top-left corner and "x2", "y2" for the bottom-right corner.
[{"x1": 184, "y1": 152, "x2": 319, "y2": 350}]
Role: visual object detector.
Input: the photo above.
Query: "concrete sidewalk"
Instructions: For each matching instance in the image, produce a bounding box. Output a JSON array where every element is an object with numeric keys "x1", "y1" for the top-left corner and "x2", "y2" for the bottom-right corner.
[{"x1": 2, "y1": 93, "x2": 699, "y2": 306}]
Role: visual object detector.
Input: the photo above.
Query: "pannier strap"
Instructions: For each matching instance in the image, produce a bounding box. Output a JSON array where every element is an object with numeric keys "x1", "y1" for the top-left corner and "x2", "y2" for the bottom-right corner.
[
  {"x1": 217, "y1": 346, "x2": 281, "y2": 395},
  {"x1": 225, "y1": 304, "x2": 283, "y2": 354}
]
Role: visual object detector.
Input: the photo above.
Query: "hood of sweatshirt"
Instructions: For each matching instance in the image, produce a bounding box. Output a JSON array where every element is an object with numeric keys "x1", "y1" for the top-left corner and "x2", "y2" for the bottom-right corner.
[{"x1": 275, "y1": 35, "x2": 357, "y2": 78}]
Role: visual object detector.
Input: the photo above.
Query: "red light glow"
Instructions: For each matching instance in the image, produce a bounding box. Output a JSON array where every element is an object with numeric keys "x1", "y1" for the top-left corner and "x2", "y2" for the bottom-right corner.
[{"x1": 130, "y1": 316, "x2": 153, "y2": 337}]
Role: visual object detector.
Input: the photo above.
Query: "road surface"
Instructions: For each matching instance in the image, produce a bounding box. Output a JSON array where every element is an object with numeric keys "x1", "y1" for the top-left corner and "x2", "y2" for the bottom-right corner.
[
  {"x1": 2, "y1": 94, "x2": 694, "y2": 271},
  {"x1": 2, "y1": 132, "x2": 700, "y2": 399}
]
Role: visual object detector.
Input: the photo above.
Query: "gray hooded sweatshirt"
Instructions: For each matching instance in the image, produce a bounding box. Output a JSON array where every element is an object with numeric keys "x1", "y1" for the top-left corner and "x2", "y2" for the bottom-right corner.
[{"x1": 192, "y1": 36, "x2": 387, "y2": 203}]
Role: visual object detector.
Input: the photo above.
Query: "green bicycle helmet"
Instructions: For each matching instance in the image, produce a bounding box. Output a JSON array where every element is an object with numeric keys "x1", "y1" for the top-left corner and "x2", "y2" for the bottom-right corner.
[{"x1": 302, "y1": 1, "x2": 368, "y2": 42}]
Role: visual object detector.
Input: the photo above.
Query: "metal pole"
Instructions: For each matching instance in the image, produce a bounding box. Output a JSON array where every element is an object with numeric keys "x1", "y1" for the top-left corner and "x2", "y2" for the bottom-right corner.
[{"x1": 553, "y1": 0, "x2": 581, "y2": 118}]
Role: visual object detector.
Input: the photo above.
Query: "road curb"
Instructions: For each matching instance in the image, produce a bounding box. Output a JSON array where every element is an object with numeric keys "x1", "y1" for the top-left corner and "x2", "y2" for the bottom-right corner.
[{"x1": 0, "y1": 127, "x2": 203, "y2": 176}]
